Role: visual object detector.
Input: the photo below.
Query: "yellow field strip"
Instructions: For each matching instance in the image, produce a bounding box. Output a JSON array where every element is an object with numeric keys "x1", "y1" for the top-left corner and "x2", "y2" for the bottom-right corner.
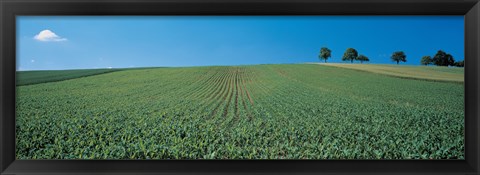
[{"x1": 313, "y1": 63, "x2": 464, "y2": 83}]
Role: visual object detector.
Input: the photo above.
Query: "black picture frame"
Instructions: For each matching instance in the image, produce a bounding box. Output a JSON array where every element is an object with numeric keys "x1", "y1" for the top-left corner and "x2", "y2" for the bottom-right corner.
[{"x1": 1, "y1": 0, "x2": 479, "y2": 174}]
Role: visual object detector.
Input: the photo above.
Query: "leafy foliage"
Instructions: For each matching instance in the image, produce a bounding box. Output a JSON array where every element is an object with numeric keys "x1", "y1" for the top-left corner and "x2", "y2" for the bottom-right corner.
[
  {"x1": 356, "y1": 55, "x2": 369, "y2": 64},
  {"x1": 319, "y1": 47, "x2": 332, "y2": 63},
  {"x1": 342, "y1": 48, "x2": 358, "y2": 63},
  {"x1": 420, "y1": 56, "x2": 433, "y2": 66},
  {"x1": 453, "y1": 60, "x2": 464, "y2": 67},
  {"x1": 16, "y1": 65, "x2": 464, "y2": 159},
  {"x1": 391, "y1": 51, "x2": 407, "y2": 65},
  {"x1": 432, "y1": 50, "x2": 455, "y2": 67}
]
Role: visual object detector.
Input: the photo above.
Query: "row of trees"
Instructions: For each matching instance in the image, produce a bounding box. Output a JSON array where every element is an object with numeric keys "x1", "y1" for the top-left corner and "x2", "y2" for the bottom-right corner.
[
  {"x1": 420, "y1": 50, "x2": 464, "y2": 67},
  {"x1": 319, "y1": 47, "x2": 463, "y2": 67},
  {"x1": 319, "y1": 47, "x2": 370, "y2": 64},
  {"x1": 319, "y1": 47, "x2": 403, "y2": 64},
  {"x1": 341, "y1": 48, "x2": 370, "y2": 64}
]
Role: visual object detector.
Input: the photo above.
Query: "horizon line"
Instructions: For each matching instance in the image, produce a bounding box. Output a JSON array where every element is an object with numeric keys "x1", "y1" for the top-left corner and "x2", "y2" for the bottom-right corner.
[{"x1": 16, "y1": 62, "x2": 464, "y2": 72}]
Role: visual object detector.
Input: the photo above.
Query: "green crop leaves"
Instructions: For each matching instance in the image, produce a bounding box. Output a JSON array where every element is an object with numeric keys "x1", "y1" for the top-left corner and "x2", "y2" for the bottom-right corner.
[{"x1": 16, "y1": 65, "x2": 464, "y2": 159}]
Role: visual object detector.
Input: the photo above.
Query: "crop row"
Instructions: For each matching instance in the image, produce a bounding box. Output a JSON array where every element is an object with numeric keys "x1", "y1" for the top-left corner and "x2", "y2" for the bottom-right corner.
[{"x1": 16, "y1": 65, "x2": 464, "y2": 159}]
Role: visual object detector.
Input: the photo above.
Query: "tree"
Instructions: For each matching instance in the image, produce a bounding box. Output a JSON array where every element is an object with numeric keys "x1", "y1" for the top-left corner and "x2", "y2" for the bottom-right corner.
[
  {"x1": 342, "y1": 48, "x2": 358, "y2": 63},
  {"x1": 357, "y1": 55, "x2": 369, "y2": 64},
  {"x1": 319, "y1": 47, "x2": 332, "y2": 63},
  {"x1": 391, "y1": 51, "x2": 407, "y2": 65},
  {"x1": 453, "y1": 60, "x2": 464, "y2": 67},
  {"x1": 420, "y1": 56, "x2": 432, "y2": 65},
  {"x1": 432, "y1": 50, "x2": 455, "y2": 66}
]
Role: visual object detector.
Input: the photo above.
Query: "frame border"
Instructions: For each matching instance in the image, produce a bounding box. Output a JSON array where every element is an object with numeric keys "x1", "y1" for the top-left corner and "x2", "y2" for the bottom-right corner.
[{"x1": 1, "y1": 0, "x2": 479, "y2": 174}]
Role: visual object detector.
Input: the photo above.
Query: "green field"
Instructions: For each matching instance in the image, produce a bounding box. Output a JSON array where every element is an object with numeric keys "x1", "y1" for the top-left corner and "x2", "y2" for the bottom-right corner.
[
  {"x1": 16, "y1": 69, "x2": 123, "y2": 86},
  {"x1": 16, "y1": 64, "x2": 464, "y2": 159}
]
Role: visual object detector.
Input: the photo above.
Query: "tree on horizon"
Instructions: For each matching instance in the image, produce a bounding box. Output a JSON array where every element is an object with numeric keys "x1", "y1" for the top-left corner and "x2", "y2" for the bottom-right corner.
[
  {"x1": 453, "y1": 60, "x2": 464, "y2": 67},
  {"x1": 319, "y1": 47, "x2": 332, "y2": 63},
  {"x1": 342, "y1": 48, "x2": 358, "y2": 63},
  {"x1": 357, "y1": 55, "x2": 369, "y2": 64},
  {"x1": 420, "y1": 56, "x2": 432, "y2": 65},
  {"x1": 432, "y1": 50, "x2": 455, "y2": 66},
  {"x1": 391, "y1": 51, "x2": 407, "y2": 65}
]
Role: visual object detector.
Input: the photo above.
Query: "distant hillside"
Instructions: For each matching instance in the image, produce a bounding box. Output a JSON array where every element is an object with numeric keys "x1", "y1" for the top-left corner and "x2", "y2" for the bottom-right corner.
[
  {"x1": 314, "y1": 63, "x2": 464, "y2": 83},
  {"x1": 16, "y1": 69, "x2": 122, "y2": 86}
]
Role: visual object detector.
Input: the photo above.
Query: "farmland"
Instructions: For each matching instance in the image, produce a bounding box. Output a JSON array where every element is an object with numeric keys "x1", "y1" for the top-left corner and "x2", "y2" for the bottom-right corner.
[
  {"x1": 16, "y1": 69, "x2": 121, "y2": 86},
  {"x1": 15, "y1": 64, "x2": 464, "y2": 159},
  {"x1": 317, "y1": 63, "x2": 464, "y2": 83}
]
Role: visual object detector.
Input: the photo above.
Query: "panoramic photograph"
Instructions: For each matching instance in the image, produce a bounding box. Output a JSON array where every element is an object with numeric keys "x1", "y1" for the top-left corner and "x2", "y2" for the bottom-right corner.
[{"x1": 16, "y1": 16, "x2": 464, "y2": 159}]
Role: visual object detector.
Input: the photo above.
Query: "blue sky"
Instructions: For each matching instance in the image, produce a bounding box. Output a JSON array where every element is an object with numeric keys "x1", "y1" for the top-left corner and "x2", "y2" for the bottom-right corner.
[{"x1": 17, "y1": 16, "x2": 464, "y2": 70}]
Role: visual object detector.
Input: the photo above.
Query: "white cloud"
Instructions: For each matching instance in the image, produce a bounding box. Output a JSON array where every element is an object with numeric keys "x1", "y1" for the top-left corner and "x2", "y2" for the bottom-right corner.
[
  {"x1": 107, "y1": 67, "x2": 113, "y2": 69},
  {"x1": 31, "y1": 59, "x2": 35, "y2": 63},
  {"x1": 33, "y1": 29, "x2": 67, "y2": 42}
]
